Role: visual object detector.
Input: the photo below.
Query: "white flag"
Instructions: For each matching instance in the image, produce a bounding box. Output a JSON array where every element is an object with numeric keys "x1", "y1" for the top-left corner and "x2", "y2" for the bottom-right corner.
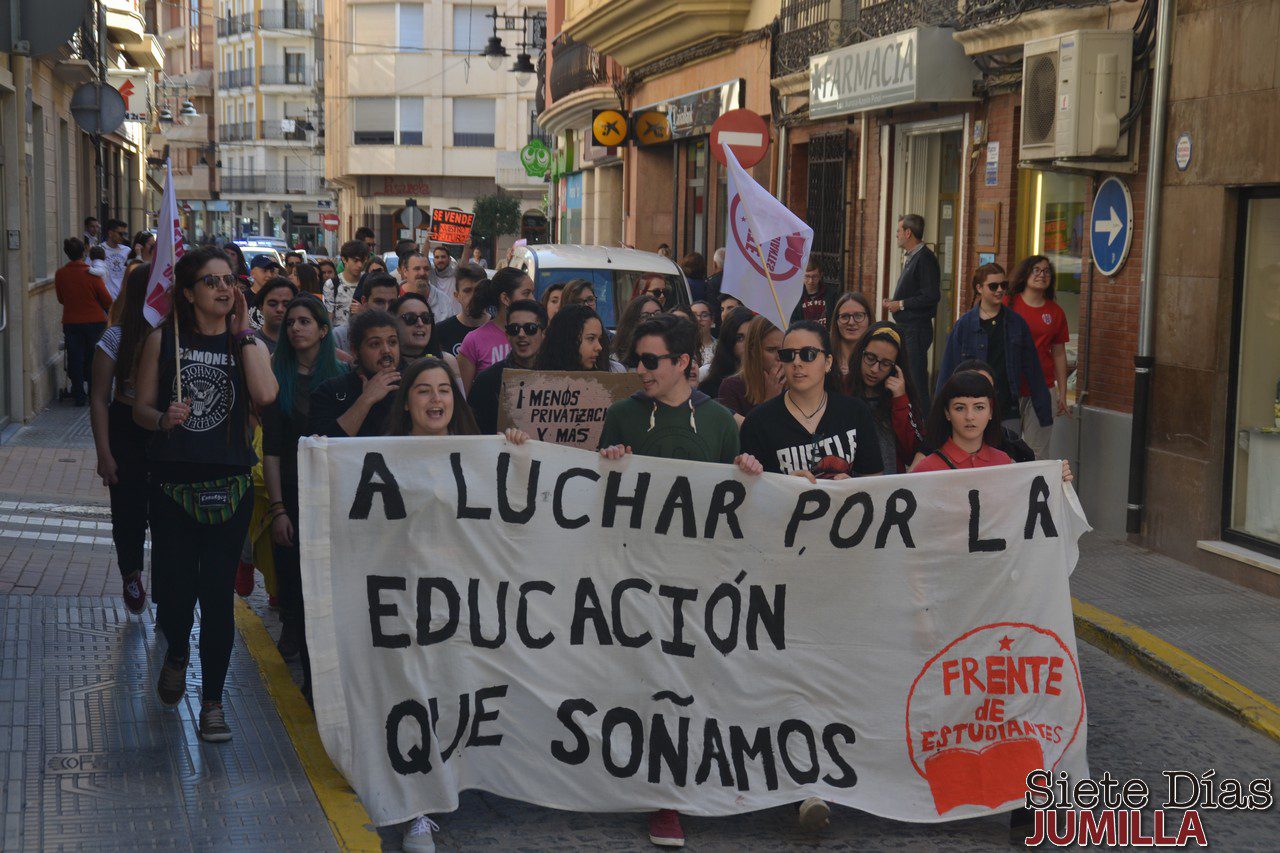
[
  {"x1": 720, "y1": 144, "x2": 814, "y2": 329},
  {"x1": 142, "y1": 161, "x2": 187, "y2": 327}
]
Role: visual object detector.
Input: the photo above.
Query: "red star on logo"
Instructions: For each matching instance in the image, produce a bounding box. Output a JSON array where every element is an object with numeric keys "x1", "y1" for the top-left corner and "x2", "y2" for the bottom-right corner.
[{"x1": 997, "y1": 635, "x2": 1014, "y2": 651}]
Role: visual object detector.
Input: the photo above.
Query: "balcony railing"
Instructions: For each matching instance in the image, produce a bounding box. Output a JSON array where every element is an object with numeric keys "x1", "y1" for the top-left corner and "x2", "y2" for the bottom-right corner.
[
  {"x1": 549, "y1": 38, "x2": 617, "y2": 103},
  {"x1": 221, "y1": 172, "x2": 325, "y2": 195},
  {"x1": 217, "y1": 68, "x2": 255, "y2": 89},
  {"x1": 259, "y1": 5, "x2": 312, "y2": 30},
  {"x1": 216, "y1": 13, "x2": 253, "y2": 37},
  {"x1": 260, "y1": 118, "x2": 311, "y2": 141},
  {"x1": 218, "y1": 122, "x2": 256, "y2": 142},
  {"x1": 259, "y1": 65, "x2": 312, "y2": 86}
]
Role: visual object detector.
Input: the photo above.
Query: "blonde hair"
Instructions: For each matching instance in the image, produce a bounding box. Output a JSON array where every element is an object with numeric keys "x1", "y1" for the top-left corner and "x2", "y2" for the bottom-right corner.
[{"x1": 738, "y1": 315, "x2": 780, "y2": 405}]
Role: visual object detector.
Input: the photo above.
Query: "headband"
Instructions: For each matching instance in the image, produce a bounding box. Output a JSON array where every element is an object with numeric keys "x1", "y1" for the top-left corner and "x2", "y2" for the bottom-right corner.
[{"x1": 872, "y1": 327, "x2": 902, "y2": 346}]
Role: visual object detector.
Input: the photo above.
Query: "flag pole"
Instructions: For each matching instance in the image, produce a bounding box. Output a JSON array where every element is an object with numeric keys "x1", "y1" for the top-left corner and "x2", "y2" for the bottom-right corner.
[
  {"x1": 172, "y1": 297, "x2": 183, "y2": 402},
  {"x1": 752, "y1": 241, "x2": 789, "y2": 330}
]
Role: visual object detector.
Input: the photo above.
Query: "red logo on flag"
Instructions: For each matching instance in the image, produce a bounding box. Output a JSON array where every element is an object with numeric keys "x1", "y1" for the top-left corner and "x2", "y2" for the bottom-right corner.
[{"x1": 728, "y1": 194, "x2": 805, "y2": 280}]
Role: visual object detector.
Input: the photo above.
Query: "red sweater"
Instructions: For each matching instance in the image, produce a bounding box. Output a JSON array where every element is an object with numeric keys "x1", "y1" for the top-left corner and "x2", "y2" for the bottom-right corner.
[{"x1": 55, "y1": 261, "x2": 113, "y2": 324}]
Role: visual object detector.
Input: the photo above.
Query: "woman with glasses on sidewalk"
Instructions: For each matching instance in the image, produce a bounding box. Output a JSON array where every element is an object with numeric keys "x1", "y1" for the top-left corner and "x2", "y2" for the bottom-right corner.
[
  {"x1": 89, "y1": 263, "x2": 152, "y2": 615},
  {"x1": 263, "y1": 296, "x2": 345, "y2": 700},
  {"x1": 935, "y1": 262, "x2": 1052, "y2": 438},
  {"x1": 132, "y1": 247, "x2": 278, "y2": 743},
  {"x1": 1007, "y1": 255, "x2": 1072, "y2": 458},
  {"x1": 829, "y1": 291, "x2": 872, "y2": 385}
]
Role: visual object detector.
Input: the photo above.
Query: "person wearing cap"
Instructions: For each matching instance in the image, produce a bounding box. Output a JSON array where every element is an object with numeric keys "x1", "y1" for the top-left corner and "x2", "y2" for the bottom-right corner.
[{"x1": 247, "y1": 255, "x2": 283, "y2": 330}]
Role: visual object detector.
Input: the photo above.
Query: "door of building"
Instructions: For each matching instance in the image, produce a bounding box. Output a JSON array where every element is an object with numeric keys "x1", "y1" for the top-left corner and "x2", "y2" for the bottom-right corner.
[
  {"x1": 806, "y1": 130, "x2": 848, "y2": 289},
  {"x1": 889, "y1": 120, "x2": 965, "y2": 390}
]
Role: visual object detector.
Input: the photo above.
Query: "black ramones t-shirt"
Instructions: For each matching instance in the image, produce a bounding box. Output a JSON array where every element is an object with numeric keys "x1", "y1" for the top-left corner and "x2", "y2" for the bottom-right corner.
[{"x1": 739, "y1": 391, "x2": 885, "y2": 476}]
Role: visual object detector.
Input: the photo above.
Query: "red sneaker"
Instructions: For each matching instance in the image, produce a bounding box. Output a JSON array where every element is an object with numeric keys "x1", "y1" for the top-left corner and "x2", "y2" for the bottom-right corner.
[
  {"x1": 647, "y1": 810, "x2": 685, "y2": 847},
  {"x1": 122, "y1": 571, "x2": 147, "y2": 615},
  {"x1": 234, "y1": 561, "x2": 255, "y2": 597}
]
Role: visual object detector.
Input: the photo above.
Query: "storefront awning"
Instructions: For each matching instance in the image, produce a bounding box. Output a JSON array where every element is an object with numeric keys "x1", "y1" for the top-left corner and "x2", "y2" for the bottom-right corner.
[{"x1": 809, "y1": 27, "x2": 979, "y2": 119}]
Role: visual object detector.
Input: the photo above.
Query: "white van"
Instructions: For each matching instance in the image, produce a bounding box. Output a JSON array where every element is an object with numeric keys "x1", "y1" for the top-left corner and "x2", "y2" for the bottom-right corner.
[{"x1": 510, "y1": 244, "x2": 690, "y2": 328}]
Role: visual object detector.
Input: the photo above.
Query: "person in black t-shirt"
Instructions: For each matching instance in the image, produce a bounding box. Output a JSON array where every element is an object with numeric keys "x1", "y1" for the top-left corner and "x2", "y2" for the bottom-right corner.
[
  {"x1": 739, "y1": 320, "x2": 884, "y2": 480},
  {"x1": 469, "y1": 299, "x2": 546, "y2": 434},
  {"x1": 310, "y1": 309, "x2": 404, "y2": 437},
  {"x1": 433, "y1": 264, "x2": 486, "y2": 357}
]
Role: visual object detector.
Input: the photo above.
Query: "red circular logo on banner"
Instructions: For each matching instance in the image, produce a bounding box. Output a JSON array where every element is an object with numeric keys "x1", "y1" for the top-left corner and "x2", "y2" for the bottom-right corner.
[{"x1": 728, "y1": 194, "x2": 805, "y2": 280}]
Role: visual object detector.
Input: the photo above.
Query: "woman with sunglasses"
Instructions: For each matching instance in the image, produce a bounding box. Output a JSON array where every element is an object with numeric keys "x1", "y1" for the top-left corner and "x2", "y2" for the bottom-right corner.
[
  {"x1": 697, "y1": 306, "x2": 755, "y2": 396},
  {"x1": 612, "y1": 295, "x2": 662, "y2": 362},
  {"x1": 262, "y1": 296, "x2": 345, "y2": 695},
  {"x1": 1007, "y1": 255, "x2": 1072, "y2": 458},
  {"x1": 936, "y1": 262, "x2": 1052, "y2": 439},
  {"x1": 739, "y1": 320, "x2": 883, "y2": 480},
  {"x1": 829, "y1": 291, "x2": 872, "y2": 382},
  {"x1": 717, "y1": 315, "x2": 784, "y2": 424},
  {"x1": 132, "y1": 247, "x2": 278, "y2": 743},
  {"x1": 845, "y1": 322, "x2": 925, "y2": 473}
]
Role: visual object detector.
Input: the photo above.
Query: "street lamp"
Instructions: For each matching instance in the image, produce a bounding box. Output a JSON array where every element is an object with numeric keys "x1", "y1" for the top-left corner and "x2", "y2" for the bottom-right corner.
[{"x1": 482, "y1": 8, "x2": 545, "y2": 84}]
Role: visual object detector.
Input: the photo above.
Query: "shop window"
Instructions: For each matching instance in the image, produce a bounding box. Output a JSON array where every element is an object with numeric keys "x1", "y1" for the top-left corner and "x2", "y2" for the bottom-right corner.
[{"x1": 1225, "y1": 193, "x2": 1280, "y2": 554}]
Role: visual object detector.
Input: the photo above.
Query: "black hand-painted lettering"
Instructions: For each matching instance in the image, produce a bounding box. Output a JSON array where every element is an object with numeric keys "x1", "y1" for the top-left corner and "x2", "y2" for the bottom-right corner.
[
  {"x1": 516, "y1": 580, "x2": 555, "y2": 648},
  {"x1": 451, "y1": 452, "x2": 492, "y2": 520},
  {"x1": 968, "y1": 489, "x2": 1007, "y2": 553},
  {"x1": 367, "y1": 575, "x2": 410, "y2": 648},
  {"x1": 550, "y1": 698, "x2": 597, "y2": 765},
  {"x1": 611, "y1": 578, "x2": 653, "y2": 648},
  {"x1": 1024, "y1": 475, "x2": 1059, "y2": 539},
  {"x1": 416, "y1": 578, "x2": 460, "y2": 646},
  {"x1": 496, "y1": 452, "x2": 540, "y2": 524},
  {"x1": 349, "y1": 453, "x2": 407, "y2": 520},
  {"x1": 385, "y1": 699, "x2": 433, "y2": 774},
  {"x1": 785, "y1": 490, "x2": 830, "y2": 548}
]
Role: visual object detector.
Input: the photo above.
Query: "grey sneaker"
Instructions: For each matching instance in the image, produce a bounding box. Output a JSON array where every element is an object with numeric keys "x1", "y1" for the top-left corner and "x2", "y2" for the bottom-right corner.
[
  {"x1": 198, "y1": 701, "x2": 232, "y2": 743},
  {"x1": 798, "y1": 797, "x2": 831, "y2": 831},
  {"x1": 402, "y1": 815, "x2": 439, "y2": 853},
  {"x1": 156, "y1": 656, "x2": 187, "y2": 707}
]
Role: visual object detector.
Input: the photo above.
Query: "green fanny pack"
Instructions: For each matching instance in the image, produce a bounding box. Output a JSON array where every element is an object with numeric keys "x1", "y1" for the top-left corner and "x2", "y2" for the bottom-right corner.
[{"x1": 161, "y1": 474, "x2": 252, "y2": 525}]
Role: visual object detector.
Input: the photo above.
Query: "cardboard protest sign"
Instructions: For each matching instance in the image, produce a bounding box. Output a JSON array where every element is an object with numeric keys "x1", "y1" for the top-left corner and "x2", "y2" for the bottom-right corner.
[
  {"x1": 299, "y1": 439, "x2": 1091, "y2": 826},
  {"x1": 430, "y1": 208, "x2": 475, "y2": 245},
  {"x1": 497, "y1": 369, "x2": 641, "y2": 448}
]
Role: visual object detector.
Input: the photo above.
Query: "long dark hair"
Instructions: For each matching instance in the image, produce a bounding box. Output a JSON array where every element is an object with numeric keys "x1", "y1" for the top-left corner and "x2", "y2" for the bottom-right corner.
[
  {"x1": 386, "y1": 357, "x2": 480, "y2": 436},
  {"x1": 272, "y1": 296, "x2": 344, "y2": 414},
  {"x1": 846, "y1": 321, "x2": 925, "y2": 438},
  {"x1": 391, "y1": 292, "x2": 442, "y2": 357},
  {"x1": 223, "y1": 242, "x2": 249, "y2": 277},
  {"x1": 467, "y1": 267, "x2": 525, "y2": 321},
  {"x1": 113, "y1": 263, "x2": 152, "y2": 391},
  {"x1": 698, "y1": 306, "x2": 754, "y2": 396},
  {"x1": 612, "y1": 295, "x2": 661, "y2": 361},
  {"x1": 925, "y1": 370, "x2": 1003, "y2": 450},
  {"x1": 1010, "y1": 255, "x2": 1056, "y2": 300},
  {"x1": 830, "y1": 290, "x2": 872, "y2": 365},
  {"x1": 294, "y1": 262, "x2": 321, "y2": 295},
  {"x1": 782, "y1": 319, "x2": 843, "y2": 394},
  {"x1": 536, "y1": 303, "x2": 609, "y2": 371}
]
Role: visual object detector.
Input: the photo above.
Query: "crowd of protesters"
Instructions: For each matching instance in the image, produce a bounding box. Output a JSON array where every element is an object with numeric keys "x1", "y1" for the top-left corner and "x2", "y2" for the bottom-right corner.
[{"x1": 77, "y1": 220, "x2": 1074, "y2": 852}]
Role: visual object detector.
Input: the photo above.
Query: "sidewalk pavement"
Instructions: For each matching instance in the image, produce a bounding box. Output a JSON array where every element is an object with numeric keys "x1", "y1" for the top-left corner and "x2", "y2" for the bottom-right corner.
[{"x1": 1, "y1": 401, "x2": 1278, "y2": 849}]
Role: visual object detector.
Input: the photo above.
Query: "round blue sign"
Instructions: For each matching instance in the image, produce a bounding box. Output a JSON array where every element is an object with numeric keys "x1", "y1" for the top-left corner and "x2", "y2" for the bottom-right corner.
[{"x1": 1089, "y1": 177, "x2": 1133, "y2": 277}]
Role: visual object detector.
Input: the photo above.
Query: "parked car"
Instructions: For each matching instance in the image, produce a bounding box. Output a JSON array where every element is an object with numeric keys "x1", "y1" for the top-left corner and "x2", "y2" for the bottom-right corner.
[
  {"x1": 510, "y1": 245, "x2": 689, "y2": 328},
  {"x1": 239, "y1": 235, "x2": 290, "y2": 254}
]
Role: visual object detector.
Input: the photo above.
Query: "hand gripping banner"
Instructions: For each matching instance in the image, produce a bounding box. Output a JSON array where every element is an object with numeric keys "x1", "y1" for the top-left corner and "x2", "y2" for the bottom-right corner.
[{"x1": 298, "y1": 438, "x2": 1091, "y2": 826}]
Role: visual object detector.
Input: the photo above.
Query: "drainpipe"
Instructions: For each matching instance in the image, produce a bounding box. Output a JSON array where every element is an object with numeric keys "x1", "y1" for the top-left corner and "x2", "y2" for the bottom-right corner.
[{"x1": 1126, "y1": 0, "x2": 1175, "y2": 535}]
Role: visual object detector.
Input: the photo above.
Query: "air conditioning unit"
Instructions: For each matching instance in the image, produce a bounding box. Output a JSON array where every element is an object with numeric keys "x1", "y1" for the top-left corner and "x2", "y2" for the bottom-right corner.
[{"x1": 1020, "y1": 29, "x2": 1133, "y2": 161}]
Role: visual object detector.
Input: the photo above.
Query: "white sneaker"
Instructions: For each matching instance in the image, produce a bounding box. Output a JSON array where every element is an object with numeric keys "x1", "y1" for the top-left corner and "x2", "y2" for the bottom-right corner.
[
  {"x1": 402, "y1": 815, "x2": 439, "y2": 853},
  {"x1": 798, "y1": 796, "x2": 831, "y2": 831}
]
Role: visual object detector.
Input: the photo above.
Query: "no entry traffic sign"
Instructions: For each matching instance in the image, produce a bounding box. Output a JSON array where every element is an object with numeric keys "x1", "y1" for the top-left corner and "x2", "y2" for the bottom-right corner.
[
  {"x1": 319, "y1": 213, "x2": 340, "y2": 232},
  {"x1": 711, "y1": 109, "x2": 770, "y2": 168}
]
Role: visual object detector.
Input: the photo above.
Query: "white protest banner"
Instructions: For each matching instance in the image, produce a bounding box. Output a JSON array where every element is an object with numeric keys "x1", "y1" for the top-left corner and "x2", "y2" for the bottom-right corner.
[
  {"x1": 142, "y1": 161, "x2": 187, "y2": 327},
  {"x1": 497, "y1": 369, "x2": 642, "y2": 448},
  {"x1": 299, "y1": 438, "x2": 1090, "y2": 826},
  {"x1": 721, "y1": 144, "x2": 814, "y2": 328}
]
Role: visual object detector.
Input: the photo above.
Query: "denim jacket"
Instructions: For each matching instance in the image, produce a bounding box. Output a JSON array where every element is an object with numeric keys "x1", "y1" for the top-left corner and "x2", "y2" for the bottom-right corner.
[{"x1": 936, "y1": 305, "x2": 1053, "y2": 428}]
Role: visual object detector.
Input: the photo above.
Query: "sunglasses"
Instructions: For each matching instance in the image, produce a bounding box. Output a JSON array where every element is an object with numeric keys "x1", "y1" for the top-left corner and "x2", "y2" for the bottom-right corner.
[
  {"x1": 986, "y1": 280, "x2": 1009, "y2": 292},
  {"x1": 635, "y1": 352, "x2": 681, "y2": 370},
  {"x1": 646, "y1": 288, "x2": 668, "y2": 299},
  {"x1": 778, "y1": 346, "x2": 827, "y2": 363},
  {"x1": 399, "y1": 311, "x2": 434, "y2": 326},
  {"x1": 861, "y1": 351, "x2": 896, "y2": 371},
  {"x1": 198, "y1": 274, "x2": 239, "y2": 290},
  {"x1": 504, "y1": 322, "x2": 543, "y2": 337}
]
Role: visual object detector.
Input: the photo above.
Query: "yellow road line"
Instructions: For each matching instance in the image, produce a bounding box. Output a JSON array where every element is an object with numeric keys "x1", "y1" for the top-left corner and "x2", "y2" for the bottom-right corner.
[
  {"x1": 234, "y1": 598, "x2": 381, "y2": 852},
  {"x1": 1073, "y1": 597, "x2": 1280, "y2": 744}
]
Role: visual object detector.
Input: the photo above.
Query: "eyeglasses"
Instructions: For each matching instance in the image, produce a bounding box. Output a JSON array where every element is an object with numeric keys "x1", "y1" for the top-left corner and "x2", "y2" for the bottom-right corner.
[
  {"x1": 579, "y1": 295, "x2": 597, "y2": 305},
  {"x1": 1031, "y1": 266, "x2": 1052, "y2": 277},
  {"x1": 635, "y1": 352, "x2": 681, "y2": 370},
  {"x1": 778, "y1": 346, "x2": 827, "y2": 363},
  {"x1": 639, "y1": 310, "x2": 662, "y2": 320},
  {"x1": 837, "y1": 311, "x2": 869, "y2": 324},
  {"x1": 399, "y1": 312, "x2": 434, "y2": 326},
  {"x1": 504, "y1": 322, "x2": 543, "y2": 337},
  {"x1": 986, "y1": 280, "x2": 1009, "y2": 292},
  {"x1": 646, "y1": 288, "x2": 668, "y2": 299},
  {"x1": 861, "y1": 351, "x2": 896, "y2": 371},
  {"x1": 198, "y1": 274, "x2": 239, "y2": 290}
]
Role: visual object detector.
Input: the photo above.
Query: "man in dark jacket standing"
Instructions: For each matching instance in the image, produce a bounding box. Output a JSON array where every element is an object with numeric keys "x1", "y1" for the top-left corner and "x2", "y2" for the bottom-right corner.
[{"x1": 882, "y1": 214, "x2": 940, "y2": 401}]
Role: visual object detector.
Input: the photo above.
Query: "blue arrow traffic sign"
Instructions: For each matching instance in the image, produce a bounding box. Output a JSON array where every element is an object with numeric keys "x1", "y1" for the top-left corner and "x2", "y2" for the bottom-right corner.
[{"x1": 1089, "y1": 176, "x2": 1133, "y2": 277}]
